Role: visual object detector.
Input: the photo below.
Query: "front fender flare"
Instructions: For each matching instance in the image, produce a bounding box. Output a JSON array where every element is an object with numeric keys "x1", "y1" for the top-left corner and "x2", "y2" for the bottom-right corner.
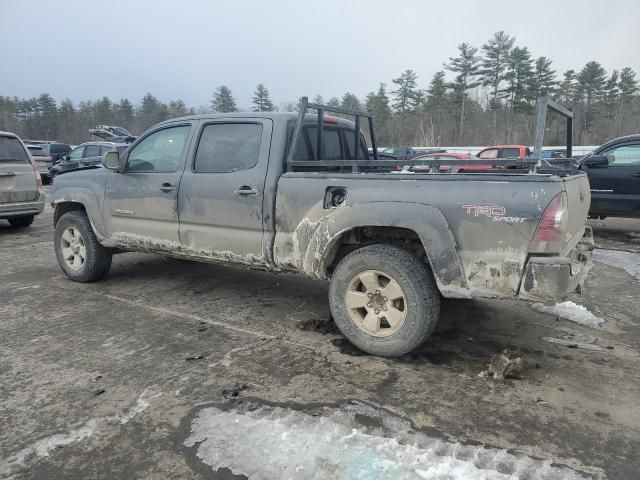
[{"x1": 51, "y1": 186, "x2": 106, "y2": 239}]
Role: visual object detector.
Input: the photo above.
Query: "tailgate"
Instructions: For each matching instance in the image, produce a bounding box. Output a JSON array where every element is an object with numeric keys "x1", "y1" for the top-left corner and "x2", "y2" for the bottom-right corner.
[
  {"x1": 561, "y1": 173, "x2": 591, "y2": 255},
  {"x1": 0, "y1": 136, "x2": 38, "y2": 204}
]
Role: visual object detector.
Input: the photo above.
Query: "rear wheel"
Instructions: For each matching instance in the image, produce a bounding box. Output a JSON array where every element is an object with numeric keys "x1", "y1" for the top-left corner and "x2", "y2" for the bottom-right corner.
[
  {"x1": 54, "y1": 210, "x2": 112, "y2": 282},
  {"x1": 8, "y1": 215, "x2": 34, "y2": 228},
  {"x1": 329, "y1": 244, "x2": 440, "y2": 357}
]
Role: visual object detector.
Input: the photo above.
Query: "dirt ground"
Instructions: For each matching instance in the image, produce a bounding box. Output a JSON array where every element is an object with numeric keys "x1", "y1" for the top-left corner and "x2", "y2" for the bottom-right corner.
[{"x1": 1, "y1": 202, "x2": 639, "y2": 479}]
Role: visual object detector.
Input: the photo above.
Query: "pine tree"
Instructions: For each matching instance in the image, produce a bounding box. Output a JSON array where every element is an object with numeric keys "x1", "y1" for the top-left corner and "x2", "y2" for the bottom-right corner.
[
  {"x1": 211, "y1": 86, "x2": 237, "y2": 113},
  {"x1": 58, "y1": 98, "x2": 76, "y2": 142},
  {"x1": 617, "y1": 67, "x2": 639, "y2": 134},
  {"x1": 326, "y1": 97, "x2": 341, "y2": 108},
  {"x1": 114, "y1": 99, "x2": 134, "y2": 129},
  {"x1": 252, "y1": 84, "x2": 274, "y2": 112},
  {"x1": 365, "y1": 83, "x2": 392, "y2": 144},
  {"x1": 445, "y1": 42, "x2": 481, "y2": 143},
  {"x1": 169, "y1": 99, "x2": 189, "y2": 118},
  {"x1": 558, "y1": 70, "x2": 578, "y2": 105},
  {"x1": 577, "y1": 61, "x2": 607, "y2": 138},
  {"x1": 391, "y1": 70, "x2": 421, "y2": 116},
  {"x1": 94, "y1": 96, "x2": 114, "y2": 124},
  {"x1": 480, "y1": 31, "x2": 515, "y2": 141},
  {"x1": 503, "y1": 46, "x2": 534, "y2": 111},
  {"x1": 531, "y1": 56, "x2": 557, "y2": 96},
  {"x1": 340, "y1": 92, "x2": 362, "y2": 111}
]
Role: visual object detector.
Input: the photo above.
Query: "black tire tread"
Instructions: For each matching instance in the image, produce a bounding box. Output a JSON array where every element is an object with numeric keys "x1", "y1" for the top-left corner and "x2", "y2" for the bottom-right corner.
[
  {"x1": 329, "y1": 244, "x2": 440, "y2": 357},
  {"x1": 54, "y1": 210, "x2": 112, "y2": 282}
]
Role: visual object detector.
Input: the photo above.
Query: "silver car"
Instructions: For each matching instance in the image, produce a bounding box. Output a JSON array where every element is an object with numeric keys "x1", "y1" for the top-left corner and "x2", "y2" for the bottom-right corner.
[{"x1": 0, "y1": 131, "x2": 45, "y2": 228}]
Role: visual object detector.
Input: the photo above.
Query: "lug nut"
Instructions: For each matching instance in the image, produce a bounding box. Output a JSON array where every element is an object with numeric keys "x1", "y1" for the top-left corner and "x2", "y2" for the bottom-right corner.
[
  {"x1": 367, "y1": 302, "x2": 372, "y2": 307},
  {"x1": 374, "y1": 309, "x2": 380, "y2": 314},
  {"x1": 383, "y1": 297, "x2": 388, "y2": 302}
]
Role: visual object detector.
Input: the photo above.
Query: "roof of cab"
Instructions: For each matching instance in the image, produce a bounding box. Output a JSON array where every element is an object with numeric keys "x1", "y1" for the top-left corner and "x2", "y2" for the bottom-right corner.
[{"x1": 155, "y1": 111, "x2": 356, "y2": 128}]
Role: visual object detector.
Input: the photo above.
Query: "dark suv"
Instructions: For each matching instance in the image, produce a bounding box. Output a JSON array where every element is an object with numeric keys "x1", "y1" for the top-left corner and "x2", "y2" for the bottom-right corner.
[
  {"x1": 37, "y1": 142, "x2": 72, "y2": 162},
  {"x1": 50, "y1": 141, "x2": 128, "y2": 177}
]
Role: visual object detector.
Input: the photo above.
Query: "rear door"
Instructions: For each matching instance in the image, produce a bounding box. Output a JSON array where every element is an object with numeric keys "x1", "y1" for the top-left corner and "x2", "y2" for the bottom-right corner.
[
  {"x1": 0, "y1": 135, "x2": 38, "y2": 204},
  {"x1": 586, "y1": 142, "x2": 640, "y2": 216},
  {"x1": 103, "y1": 124, "x2": 193, "y2": 246},
  {"x1": 177, "y1": 119, "x2": 273, "y2": 260}
]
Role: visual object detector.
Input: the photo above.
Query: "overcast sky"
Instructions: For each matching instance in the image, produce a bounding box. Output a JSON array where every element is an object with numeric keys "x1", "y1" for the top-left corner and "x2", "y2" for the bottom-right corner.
[{"x1": 2, "y1": 0, "x2": 639, "y2": 109}]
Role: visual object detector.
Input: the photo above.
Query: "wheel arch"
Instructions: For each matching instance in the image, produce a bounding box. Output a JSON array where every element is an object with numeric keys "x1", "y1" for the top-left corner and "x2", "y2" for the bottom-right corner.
[{"x1": 304, "y1": 202, "x2": 469, "y2": 297}]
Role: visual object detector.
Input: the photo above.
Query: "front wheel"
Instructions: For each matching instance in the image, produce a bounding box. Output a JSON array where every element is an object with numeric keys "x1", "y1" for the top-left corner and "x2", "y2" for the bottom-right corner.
[
  {"x1": 329, "y1": 244, "x2": 441, "y2": 357},
  {"x1": 54, "y1": 210, "x2": 112, "y2": 282}
]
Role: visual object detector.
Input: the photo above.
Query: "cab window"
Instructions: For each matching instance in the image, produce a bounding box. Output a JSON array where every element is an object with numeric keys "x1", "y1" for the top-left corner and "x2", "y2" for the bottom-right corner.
[
  {"x1": 478, "y1": 148, "x2": 498, "y2": 159},
  {"x1": 500, "y1": 148, "x2": 521, "y2": 158},
  {"x1": 84, "y1": 145, "x2": 101, "y2": 157},
  {"x1": 126, "y1": 125, "x2": 190, "y2": 173},
  {"x1": 603, "y1": 144, "x2": 640, "y2": 166},
  {"x1": 194, "y1": 123, "x2": 262, "y2": 172},
  {"x1": 68, "y1": 146, "x2": 84, "y2": 160}
]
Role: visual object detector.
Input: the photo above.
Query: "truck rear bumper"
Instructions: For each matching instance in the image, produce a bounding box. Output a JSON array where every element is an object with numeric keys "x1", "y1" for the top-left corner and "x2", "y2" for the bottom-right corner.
[{"x1": 518, "y1": 226, "x2": 594, "y2": 302}]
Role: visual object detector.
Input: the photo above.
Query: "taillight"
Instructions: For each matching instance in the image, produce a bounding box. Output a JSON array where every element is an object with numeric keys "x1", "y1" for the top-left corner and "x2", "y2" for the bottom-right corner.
[
  {"x1": 530, "y1": 192, "x2": 568, "y2": 253},
  {"x1": 33, "y1": 166, "x2": 43, "y2": 188}
]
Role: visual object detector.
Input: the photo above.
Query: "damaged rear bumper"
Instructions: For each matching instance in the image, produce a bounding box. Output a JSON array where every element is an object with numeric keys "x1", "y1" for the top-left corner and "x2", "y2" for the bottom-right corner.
[{"x1": 518, "y1": 226, "x2": 594, "y2": 302}]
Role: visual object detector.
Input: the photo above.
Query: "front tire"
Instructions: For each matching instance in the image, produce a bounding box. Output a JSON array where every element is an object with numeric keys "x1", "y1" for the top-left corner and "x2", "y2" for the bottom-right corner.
[
  {"x1": 54, "y1": 210, "x2": 112, "y2": 282},
  {"x1": 329, "y1": 244, "x2": 440, "y2": 357},
  {"x1": 8, "y1": 215, "x2": 35, "y2": 228}
]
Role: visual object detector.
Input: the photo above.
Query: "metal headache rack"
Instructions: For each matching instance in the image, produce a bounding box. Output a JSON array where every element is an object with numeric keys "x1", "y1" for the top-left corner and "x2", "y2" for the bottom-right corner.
[
  {"x1": 286, "y1": 93, "x2": 576, "y2": 175},
  {"x1": 286, "y1": 96, "x2": 378, "y2": 173}
]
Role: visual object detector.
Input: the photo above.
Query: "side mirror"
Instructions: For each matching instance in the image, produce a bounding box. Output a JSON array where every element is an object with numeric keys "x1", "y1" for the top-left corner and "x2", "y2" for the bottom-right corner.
[
  {"x1": 102, "y1": 151, "x2": 120, "y2": 171},
  {"x1": 584, "y1": 154, "x2": 609, "y2": 168}
]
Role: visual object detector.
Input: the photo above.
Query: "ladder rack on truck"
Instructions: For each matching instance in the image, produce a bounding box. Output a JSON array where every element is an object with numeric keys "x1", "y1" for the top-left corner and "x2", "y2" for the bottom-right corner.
[{"x1": 286, "y1": 93, "x2": 578, "y2": 176}]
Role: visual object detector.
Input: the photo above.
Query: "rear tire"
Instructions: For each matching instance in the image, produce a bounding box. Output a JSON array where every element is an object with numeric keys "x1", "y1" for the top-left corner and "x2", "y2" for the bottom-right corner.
[
  {"x1": 8, "y1": 215, "x2": 34, "y2": 228},
  {"x1": 329, "y1": 244, "x2": 440, "y2": 357},
  {"x1": 54, "y1": 210, "x2": 112, "y2": 282}
]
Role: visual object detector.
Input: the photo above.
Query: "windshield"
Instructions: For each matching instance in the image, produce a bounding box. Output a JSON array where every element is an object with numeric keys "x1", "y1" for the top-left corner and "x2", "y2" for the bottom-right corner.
[{"x1": 0, "y1": 136, "x2": 30, "y2": 163}]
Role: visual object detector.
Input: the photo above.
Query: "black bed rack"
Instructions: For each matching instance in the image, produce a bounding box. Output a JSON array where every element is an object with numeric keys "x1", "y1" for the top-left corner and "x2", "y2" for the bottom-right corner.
[{"x1": 286, "y1": 96, "x2": 378, "y2": 173}]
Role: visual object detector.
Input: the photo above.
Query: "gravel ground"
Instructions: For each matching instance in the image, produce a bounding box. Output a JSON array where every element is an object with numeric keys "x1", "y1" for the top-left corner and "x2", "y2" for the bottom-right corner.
[{"x1": 1, "y1": 204, "x2": 639, "y2": 479}]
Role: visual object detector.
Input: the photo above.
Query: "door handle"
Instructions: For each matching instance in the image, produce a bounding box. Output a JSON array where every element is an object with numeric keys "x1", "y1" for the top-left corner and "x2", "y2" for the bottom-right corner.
[
  {"x1": 233, "y1": 186, "x2": 259, "y2": 196},
  {"x1": 159, "y1": 183, "x2": 176, "y2": 192},
  {"x1": 631, "y1": 173, "x2": 640, "y2": 178}
]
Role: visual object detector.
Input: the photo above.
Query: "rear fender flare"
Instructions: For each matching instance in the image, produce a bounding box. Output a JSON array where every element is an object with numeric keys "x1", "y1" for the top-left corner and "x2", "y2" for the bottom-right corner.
[{"x1": 305, "y1": 202, "x2": 468, "y2": 297}]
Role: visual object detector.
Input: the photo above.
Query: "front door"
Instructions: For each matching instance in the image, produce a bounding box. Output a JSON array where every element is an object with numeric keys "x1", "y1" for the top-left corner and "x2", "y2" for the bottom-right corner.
[
  {"x1": 587, "y1": 142, "x2": 640, "y2": 217},
  {"x1": 177, "y1": 119, "x2": 272, "y2": 261},
  {"x1": 103, "y1": 123, "x2": 193, "y2": 248}
]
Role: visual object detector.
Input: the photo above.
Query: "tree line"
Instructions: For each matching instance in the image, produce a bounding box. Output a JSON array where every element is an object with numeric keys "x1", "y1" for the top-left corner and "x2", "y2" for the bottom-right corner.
[{"x1": 1, "y1": 31, "x2": 638, "y2": 147}]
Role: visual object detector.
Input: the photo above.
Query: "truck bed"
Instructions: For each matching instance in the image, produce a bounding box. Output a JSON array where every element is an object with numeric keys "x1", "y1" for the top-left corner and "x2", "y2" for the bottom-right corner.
[{"x1": 273, "y1": 171, "x2": 591, "y2": 300}]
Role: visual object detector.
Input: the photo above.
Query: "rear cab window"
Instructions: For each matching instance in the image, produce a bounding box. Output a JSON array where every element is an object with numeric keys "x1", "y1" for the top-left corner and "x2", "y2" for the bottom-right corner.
[
  {"x1": 500, "y1": 148, "x2": 521, "y2": 158},
  {"x1": 291, "y1": 124, "x2": 364, "y2": 161},
  {"x1": 0, "y1": 136, "x2": 30, "y2": 163},
  {"x1": 194, "y1": 123, "x2": 263, "y2": 172}
]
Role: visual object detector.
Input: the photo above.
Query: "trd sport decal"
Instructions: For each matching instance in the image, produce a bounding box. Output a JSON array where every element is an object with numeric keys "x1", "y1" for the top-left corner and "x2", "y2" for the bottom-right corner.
[{"x1": 462, "y1": 204, "x2": 527, "y2": 223}]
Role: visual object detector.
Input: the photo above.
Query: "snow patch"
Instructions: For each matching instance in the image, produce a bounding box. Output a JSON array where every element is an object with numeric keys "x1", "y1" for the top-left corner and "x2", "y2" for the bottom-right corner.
[
  {"x1": 593, "y1": 248, "x2": 640, "y2": 281},
  {"x1": 1, "y1": 420, "x2": 97, "y2": 476},
  {"x1": 118, "y1": 387, "x2": 161, "y2": 424},
  {"x1": 184, "y1": 404, "x2": 587, "y2": 480},
  {"x1": 531, "y1": 301, "x2": 603, "y2": 328}
]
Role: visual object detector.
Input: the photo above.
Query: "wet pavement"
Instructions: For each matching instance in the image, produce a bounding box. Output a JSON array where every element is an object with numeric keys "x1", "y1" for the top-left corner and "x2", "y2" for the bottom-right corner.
[{"x1": 1, "y1": 206, "x2": 639, "y2": 479}]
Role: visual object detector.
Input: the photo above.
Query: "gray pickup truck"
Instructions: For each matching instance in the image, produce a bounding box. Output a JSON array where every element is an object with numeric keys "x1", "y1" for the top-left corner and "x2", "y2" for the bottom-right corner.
[{"x1": 50, "y1": 106, "x2": 594, "y2": 356}]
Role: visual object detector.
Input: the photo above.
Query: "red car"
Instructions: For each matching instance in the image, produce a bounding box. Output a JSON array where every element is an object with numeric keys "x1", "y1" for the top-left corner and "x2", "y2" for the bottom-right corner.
[
  {"x1": 476, "y1": 145, "x2": 531, "y2": 159},
  {"x1": 401, "y1": 152, "x2": 496, "y2": 173}
]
